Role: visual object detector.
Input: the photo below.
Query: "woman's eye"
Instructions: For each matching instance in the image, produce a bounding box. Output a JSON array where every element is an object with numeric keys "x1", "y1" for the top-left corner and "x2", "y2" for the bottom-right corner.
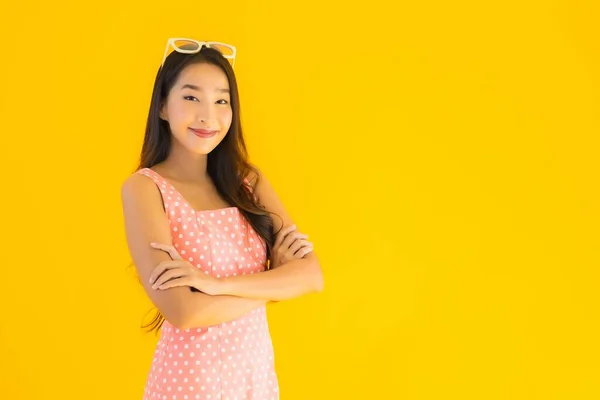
[{"x1": 183, "y1": 96, "x2": 228, "y2": 105}]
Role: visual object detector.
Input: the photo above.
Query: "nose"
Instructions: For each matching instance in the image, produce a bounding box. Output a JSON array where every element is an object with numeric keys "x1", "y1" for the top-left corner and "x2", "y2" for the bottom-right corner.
[{"x1": 197, "y1": 103, "x2": 216, "y2": 125}]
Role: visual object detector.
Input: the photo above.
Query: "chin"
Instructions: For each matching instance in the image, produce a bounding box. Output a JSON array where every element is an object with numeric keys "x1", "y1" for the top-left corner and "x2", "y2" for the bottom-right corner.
[{"x1": 188, "y1": 145, "x2": 217, "y2": 155}]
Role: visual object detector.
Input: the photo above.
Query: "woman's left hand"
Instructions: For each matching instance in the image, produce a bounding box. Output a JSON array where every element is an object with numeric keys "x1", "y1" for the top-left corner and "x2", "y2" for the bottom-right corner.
[{"x1": 149, "y1": 242, "x2": 221, "y2": 295}]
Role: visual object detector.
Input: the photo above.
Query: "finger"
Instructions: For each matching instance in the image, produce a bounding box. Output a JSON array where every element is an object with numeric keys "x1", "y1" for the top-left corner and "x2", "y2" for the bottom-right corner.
[
  {"x1": 156, "y1": 275, "x2": 195, "y2": 290},
  {"x1": 155, "y1": 243, "x2": 183, "y2": 260},
  {"x1": 282, "y1": 232, "x2": 308, "y2": 250},
  {"x1": 296, "y1": 246, "x2": 313, "y2": 258},
  {"x1": 152, "y1": 267, "x2": 187, "y2": 289},
  {"x1": 150, "y1": 242, "x2": 182, "y2": 260},
  {"x1": 274, "y1": 224, "x2": 296, "y2": 248},
  {"x1": 288, "y1": 239, "x2": 312, "y2": 254},
  {"x1": 148, "y1": 260, "x2": 185, "y2": 284},
  {"x1": 293, "y1": 245, "x2": 313, "y2": 259}
]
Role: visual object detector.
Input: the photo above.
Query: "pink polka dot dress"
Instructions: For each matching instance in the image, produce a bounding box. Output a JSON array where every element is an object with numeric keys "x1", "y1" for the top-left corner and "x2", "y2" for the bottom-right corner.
[{"x1": 135, "y1": 168, "x2": 279, "y2": 400}]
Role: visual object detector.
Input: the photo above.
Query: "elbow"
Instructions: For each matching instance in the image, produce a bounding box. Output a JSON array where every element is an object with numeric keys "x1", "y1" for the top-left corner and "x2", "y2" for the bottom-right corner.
[
  {"x1": 172, "y1": 315, "x2": 200, "y2": 331},
  {"x1": 314, "y1": 274, "x2": 324, "y2": 293},
  {"x1": 172, "y1": 308, "x2": 202, "y2": 331},
  {"x1": 164, "y1": 311, "x2": 189, "y2": 331},
  {"x1": 311, "y1": 265, "x2": 324, "y2": 293},
  {"x1": 172, "y1": 317, "x2": 190, "y2": 331},
  {"x1": 303, "y1": 254, "x2": 323, "y2": 294},
  {"x1": 155, "y1": 289, "x2": 211, "y2": 330},
  {"x1": 172, "y1": 307, "x2": 213, "y2": 331},
  {"x1": 162, "y1": 302, "x2": 196, "y2": 330}
]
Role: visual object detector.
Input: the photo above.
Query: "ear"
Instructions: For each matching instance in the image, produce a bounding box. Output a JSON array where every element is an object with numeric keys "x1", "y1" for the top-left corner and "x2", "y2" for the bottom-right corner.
[{"x1": 159, "y1": 101, "x2": 168, "y2": 121}]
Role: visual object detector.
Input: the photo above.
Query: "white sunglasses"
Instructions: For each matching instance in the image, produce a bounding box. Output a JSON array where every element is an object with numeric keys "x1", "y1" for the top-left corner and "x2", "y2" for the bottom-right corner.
[{"x1": 161, "y1": 38, "x2": 236, "y2": 68}]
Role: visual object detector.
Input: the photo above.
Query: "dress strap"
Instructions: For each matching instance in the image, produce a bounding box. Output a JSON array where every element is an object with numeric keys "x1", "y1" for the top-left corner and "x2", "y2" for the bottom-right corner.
[{"x1": 134, "y1": 167, "x2": 174, "y2": 212}]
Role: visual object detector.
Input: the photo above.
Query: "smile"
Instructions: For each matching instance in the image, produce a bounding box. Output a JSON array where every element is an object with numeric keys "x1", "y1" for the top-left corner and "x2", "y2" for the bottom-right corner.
[{"x1": 189, "y1": 128, "x2": 218, "y2": 138}]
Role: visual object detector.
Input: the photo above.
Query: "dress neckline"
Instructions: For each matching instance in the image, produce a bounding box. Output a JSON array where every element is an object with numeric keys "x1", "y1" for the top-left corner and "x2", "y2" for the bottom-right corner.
[{"x1": 141, "y1": 167, "x2": 239, "y2": 214}]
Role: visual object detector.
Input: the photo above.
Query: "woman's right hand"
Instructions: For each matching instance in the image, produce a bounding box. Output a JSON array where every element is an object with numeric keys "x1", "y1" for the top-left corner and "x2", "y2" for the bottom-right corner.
[{"x1": 270, "y1": 224, "x2": 313, "y2": 269}]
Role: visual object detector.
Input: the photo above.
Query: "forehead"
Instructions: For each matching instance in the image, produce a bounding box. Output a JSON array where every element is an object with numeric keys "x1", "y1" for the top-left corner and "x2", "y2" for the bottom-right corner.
[{"x1": 175, "y1": 62, "x2": 230, "y2": 89}]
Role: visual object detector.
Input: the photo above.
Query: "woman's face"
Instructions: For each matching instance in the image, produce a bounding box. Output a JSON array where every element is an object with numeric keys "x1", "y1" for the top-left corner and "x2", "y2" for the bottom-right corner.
[{"x1": 160, "y1": 62, "x2": 233, "y2": 155}]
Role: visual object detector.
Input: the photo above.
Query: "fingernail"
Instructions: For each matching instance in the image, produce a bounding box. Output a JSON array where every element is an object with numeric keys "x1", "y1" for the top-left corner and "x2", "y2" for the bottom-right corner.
[{"x1": 150, "y1": 242, "x2": 156, "y2": 246}]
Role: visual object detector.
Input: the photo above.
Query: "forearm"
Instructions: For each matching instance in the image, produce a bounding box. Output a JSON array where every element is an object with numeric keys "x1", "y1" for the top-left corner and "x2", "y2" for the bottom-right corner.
[
  {"x1": 218, "y1": 258, "x2": 323, "y2": 301},
  {"x1": 178, "y1": 290, "x2": 266, "y2": 329}
]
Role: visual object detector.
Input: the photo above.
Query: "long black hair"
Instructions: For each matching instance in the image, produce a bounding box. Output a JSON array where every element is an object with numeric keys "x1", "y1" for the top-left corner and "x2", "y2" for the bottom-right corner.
[{"x1": 133, "y1": 44, "x2": 281, "y2": 335}]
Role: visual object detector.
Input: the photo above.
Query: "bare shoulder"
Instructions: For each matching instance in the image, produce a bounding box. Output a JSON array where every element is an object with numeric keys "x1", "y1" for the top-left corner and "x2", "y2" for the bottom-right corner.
[
  {"x1": 121, "y1": 172, "x2": 158, "y2": 200},
  {"x1": 122, "y1": 172, "x2": 169, "y2": 211},
  {"x1": 120, "y1": 172, "x2": 171, "y2": 254}
]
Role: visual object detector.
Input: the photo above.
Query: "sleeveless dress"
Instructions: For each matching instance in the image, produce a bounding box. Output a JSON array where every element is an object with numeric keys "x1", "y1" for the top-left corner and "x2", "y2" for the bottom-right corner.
[{"x1": 134, "y1": 167, "x2": 279, "y2": 400}]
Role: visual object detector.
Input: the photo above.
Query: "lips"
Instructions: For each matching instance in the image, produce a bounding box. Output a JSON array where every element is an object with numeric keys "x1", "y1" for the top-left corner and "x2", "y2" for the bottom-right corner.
[{"x1": 189, "y1": 128, "x2": 218, "y2": 138}]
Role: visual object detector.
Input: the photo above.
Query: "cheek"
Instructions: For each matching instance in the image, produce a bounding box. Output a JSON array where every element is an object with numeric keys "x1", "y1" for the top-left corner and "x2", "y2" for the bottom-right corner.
[
  {"x1": 171, "y1": 103, "x2": 193, "y2": 122},
  {"x1": 218, "y1": 109, "x2": 233, "y2": 129}
]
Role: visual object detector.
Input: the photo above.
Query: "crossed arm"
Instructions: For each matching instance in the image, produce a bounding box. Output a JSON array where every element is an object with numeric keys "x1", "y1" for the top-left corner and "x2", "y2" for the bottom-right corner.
[{"x1": 121, "y1": 169, "x2": 323, "y2": 330}]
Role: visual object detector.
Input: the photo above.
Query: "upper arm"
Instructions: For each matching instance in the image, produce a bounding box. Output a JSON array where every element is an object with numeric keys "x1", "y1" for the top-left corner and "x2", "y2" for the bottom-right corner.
[
  {"x1": 120, "y1": 174, "x2": 192, "y2": 328},
  {"x1": 249, "y1": 168, "x2": 321, "y2": 266},
  {"x1": 247, "y1": 168, "x2": 293, "y2": 234}
]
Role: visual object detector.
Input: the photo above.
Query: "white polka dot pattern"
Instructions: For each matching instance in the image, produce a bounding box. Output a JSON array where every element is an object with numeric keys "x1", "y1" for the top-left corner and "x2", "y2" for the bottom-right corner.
[{"x1": 136, "y1": 168, "x2": 279, "y2": 400}]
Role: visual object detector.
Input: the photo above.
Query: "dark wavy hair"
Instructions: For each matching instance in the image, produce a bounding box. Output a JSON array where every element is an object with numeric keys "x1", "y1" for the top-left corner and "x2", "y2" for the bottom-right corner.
[{"x1": 131, "y1": 44, "x2": 282, "y2": 335}]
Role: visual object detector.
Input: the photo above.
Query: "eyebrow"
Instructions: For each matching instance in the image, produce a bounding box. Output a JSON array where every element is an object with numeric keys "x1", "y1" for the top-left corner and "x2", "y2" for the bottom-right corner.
[{"x1": 180, "y1": 83, "x2": 229, "y2": 93}]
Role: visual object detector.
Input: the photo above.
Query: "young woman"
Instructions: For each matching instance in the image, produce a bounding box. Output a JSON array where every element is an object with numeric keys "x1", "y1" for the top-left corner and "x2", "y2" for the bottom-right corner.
[{"x1": 120, "y1": 39, "x2": 324, "y2": 400}]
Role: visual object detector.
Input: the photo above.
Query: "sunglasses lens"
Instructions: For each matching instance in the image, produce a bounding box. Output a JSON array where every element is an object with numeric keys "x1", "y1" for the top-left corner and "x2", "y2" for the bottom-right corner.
[
  {"x1": 173, "y1": 39, "x2": 201, "y2": 51},
  {"x1": 209, "y1": 43, "x2": 234, "y2": 58}
]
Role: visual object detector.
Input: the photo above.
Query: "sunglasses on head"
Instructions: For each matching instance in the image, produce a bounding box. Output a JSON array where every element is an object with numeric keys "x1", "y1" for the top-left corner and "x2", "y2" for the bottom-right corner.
[{"x1": 161, "y1": 38, "x2": 236, "y2": 69}]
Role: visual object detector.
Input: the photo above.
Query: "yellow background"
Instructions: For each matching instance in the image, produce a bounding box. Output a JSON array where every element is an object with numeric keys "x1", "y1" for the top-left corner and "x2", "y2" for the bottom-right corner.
[{"x1": 1, "y1": 0, "x2": 599, "y2": 399}]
